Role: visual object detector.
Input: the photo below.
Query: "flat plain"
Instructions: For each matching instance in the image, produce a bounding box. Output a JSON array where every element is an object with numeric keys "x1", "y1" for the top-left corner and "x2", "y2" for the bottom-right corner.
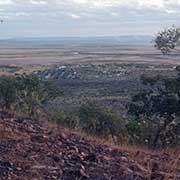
[
  {"x1": 0, "y1": 41, "x2": 179, "y2": 115},
  {"x1": 0, "y1": 41, "x2": 180, "y2": 66}
]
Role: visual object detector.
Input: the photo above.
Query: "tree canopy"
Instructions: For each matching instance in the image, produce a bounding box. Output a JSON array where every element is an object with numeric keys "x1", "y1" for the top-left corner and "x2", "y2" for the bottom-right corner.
[
  {"x1": 154, "y1": 26, "x2": 180, "y2": 55},
  {"x1": 128, "y1": 68, "x2": 180, "y2": 148}
]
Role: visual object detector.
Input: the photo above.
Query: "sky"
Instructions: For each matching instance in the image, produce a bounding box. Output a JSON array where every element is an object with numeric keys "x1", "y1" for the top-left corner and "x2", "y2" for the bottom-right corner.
[{"x1": 0, "y1": 0, "x2": 180, "y2": 38}]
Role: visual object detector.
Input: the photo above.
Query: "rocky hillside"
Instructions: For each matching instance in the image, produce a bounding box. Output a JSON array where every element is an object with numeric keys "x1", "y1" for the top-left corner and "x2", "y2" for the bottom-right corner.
[{"x1": 0, "y1": 113, "x2": 179, "y2": 180}]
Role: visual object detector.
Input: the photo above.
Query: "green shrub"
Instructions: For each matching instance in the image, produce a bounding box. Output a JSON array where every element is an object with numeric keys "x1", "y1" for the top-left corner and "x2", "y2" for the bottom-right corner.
[
  {"x1": 0, "y1": 76, "x2": 17, "y2": 110},
  {"x1": 50, "y1": 110, "x2": 79, "y2": 129},
  {"x1": 78, "y1": 102, "x2": 126, "y2": 140},
  {"x1": 0, "y1": 74, "x2": 62, "y2": 118}
]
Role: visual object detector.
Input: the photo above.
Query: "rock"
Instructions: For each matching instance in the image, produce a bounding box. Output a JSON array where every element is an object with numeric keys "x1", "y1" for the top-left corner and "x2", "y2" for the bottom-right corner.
[
  {"x1": 70, "y1": 145, "x2": 79, "y2": 153},
  {"x1": 30, "y1": 134, "x2": 48, "y2": 143},
  {"x1": 121, "y1": 166, "x2": 133, "y2": 175},
  {"x1": 135, "y1": 151, "x2": 141, "y2": 157},
  {"x1": 111, "y1": 149, "x2": 123, "y2": 157},
  {"x1": 124, "y1": 173, "x2": 144, "y2": 180},
  {"x1": 60, "y1": 132, "x2": 68, "y2": 140},
  {"x1": 103, "y1": 155, "x2": 112, "y2": 161},
  {"x1": 151, "y1": 160, "x2": 159, "y2": 172},
  {"x1": 31, "y1": 165, "x2": 60, "y2": 171},
  {"x1": 84, "y1": 153, "x2": 97, "y2": 162},
  {"x1": 31, "y1": 165, "x2": 47, "y2": 170},
  {"x1": 0, "y1": 115, "x2": 179, "y2": 180},
  {"x1": 0, "y1": 160, "x2": 13, "y2": 180},
  {"x1": 51, "y1": 155, "x2": 61, "y2": 163},
  {"x1": 80, "y1": 168, "x2": 89, "y2": 178},
  {"x1": 129, "y1": 163, "x2": 148, "y2": 174},
  {"x1": 120, "y1": 156, "x2": 128, "y2": 162},
  {"x1": 70, "y1": 154, "x2": 83, "y2": 162}
]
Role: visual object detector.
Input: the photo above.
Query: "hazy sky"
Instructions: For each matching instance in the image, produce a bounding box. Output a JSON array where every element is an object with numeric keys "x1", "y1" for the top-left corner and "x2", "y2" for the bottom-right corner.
[{"x1": 1, "y1": 0, "x2": 180, "y2": 38}]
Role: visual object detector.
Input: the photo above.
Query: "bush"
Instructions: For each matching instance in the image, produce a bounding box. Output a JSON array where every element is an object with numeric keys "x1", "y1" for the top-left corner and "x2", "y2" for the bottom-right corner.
[
  {"x1": 50, "y1": 110, "x2": 79, "y2": 129},
  {"x1": 0, "y1": 74, "x2": 62, "y2": 118},
  {"x1": 78, "y1": 102, "x2": 126, "y2": 141},
  {"x1": 126, "y1": 119, "x2": 156, "y2": 146},
  {"x1": 126, "y1": 120, "x2": 141, "y2": 144}
]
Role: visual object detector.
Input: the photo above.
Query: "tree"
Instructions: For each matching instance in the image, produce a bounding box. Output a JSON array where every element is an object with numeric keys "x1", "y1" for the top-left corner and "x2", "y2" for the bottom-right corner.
[
  {"x1": 154, "y1": 25, "x2": 180, "y2": 55},
  {"x1": 128, "y1": 70, "x2": 180, "y2": 149},
  {"x1": 15, "y1": 74, "x2": 63, "y2": 118},
  {"x1": 0, "y1": 76, "x2": 17, "y2": 110},
  {"x1": 0, "y1": 74, "x2": 62, "y2": 118}
]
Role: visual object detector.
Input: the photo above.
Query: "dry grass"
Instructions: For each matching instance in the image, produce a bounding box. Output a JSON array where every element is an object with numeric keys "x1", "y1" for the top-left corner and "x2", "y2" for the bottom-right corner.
[{"x1": 69, "y1": 128, "x2": 180, "y2": 178}]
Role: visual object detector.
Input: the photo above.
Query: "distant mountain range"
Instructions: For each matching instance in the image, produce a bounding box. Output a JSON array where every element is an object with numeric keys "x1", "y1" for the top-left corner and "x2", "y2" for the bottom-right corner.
[{"x1": 0, "y1": 35, "x2": 154, "y2": 47}]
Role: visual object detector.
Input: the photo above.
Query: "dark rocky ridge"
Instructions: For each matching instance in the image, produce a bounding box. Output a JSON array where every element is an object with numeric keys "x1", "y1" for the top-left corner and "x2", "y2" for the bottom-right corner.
[{"x1": 0, "y1": 113, "x2": 179, "y2": 180}]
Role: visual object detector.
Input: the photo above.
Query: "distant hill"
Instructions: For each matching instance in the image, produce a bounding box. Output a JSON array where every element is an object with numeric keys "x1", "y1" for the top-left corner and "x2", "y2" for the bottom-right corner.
[{"x1": 0, "y1": 35, "x2": 153, "y2": 48}]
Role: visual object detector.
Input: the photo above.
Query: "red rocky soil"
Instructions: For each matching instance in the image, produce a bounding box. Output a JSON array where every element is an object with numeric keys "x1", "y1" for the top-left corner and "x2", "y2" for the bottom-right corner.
[{"x1": 0, "y1": 113, "x2": 179, "y2": 180}]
